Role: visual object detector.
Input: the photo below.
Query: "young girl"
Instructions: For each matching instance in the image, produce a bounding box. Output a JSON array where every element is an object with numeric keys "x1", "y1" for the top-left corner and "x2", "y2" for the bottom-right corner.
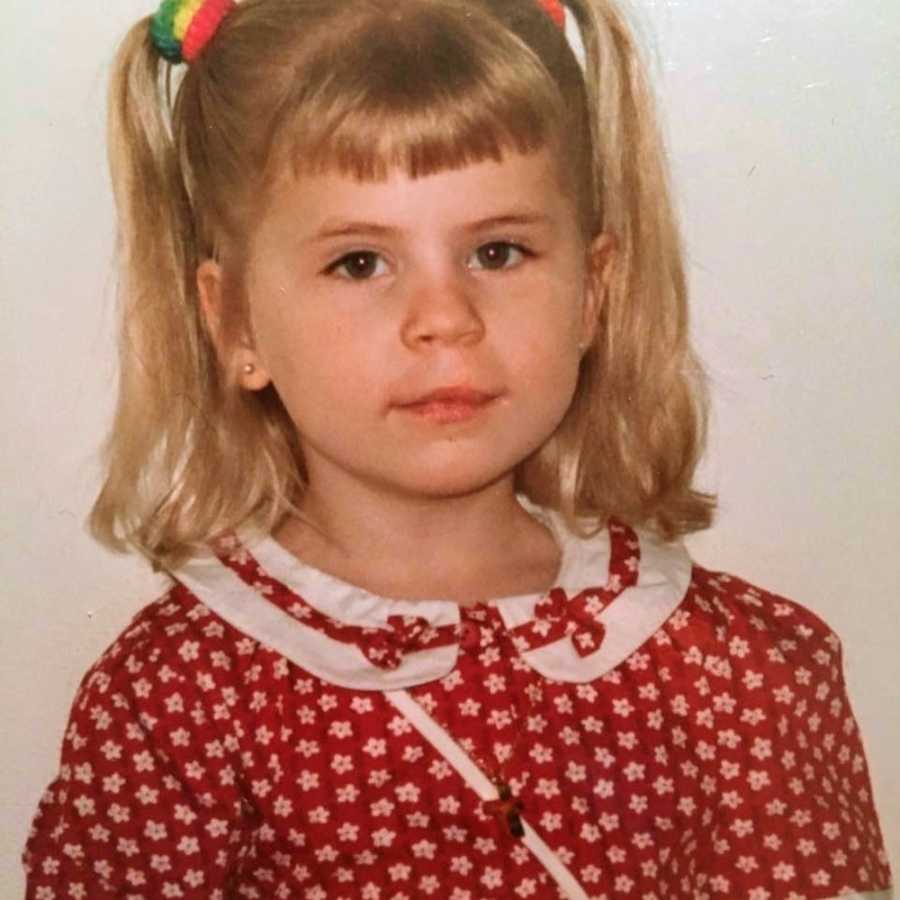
[{"x1": 22, "y1": 0, "x2": 892, "y2": 897}]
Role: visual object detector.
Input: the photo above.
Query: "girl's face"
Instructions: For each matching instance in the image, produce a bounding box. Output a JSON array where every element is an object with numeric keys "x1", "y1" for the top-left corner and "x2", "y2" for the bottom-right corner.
[{"x1": 206, "y1": 148, "x2": 605, "y2": 504}]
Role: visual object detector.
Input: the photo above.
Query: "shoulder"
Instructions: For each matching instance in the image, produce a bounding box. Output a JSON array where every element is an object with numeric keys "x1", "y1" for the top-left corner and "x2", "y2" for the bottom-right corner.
[
  {"x1": 661, "y1": 566, "x2": 894, "y2": 892},
  {"x1": 25, "y1": 583, "x2": 265, "y2": 895},
  {"x1": 69, "y1": 579, "x2": 270, "y2": 721},
  {"x1": 654, "y1": 562, "x2": 856, "y2": 747},
  {"x1": 672, "y1": 562, "x2": 844, "y2": 674}
]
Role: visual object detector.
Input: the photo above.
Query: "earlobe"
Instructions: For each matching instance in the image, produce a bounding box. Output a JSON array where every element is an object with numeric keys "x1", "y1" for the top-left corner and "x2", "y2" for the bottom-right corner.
[{"x1": 196, "y1": 259, "x2": 271, "y2": 390}]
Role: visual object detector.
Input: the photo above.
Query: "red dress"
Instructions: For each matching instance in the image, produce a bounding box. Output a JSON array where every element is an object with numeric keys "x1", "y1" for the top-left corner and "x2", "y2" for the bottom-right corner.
[{"x1": 24, "y1": 508, "x2": 892, "y2": 899}]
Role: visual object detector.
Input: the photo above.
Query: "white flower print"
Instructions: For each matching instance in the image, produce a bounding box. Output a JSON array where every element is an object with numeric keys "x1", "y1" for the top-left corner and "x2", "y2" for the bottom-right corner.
[
  {"x1": 526, "y1": 714, "x2": 547, "y2": 733},
  {"x1": 350, "y1": 697, "x2": 373, "y2": 716},
  {"x1": 363, "y1": 738, "x2": 387, "y2": 757},
  {"x1": 395, "y1": 782, "x2": 421, "y2": 802},
  {"x1": 411, "y1": 839, "x2": 437, "y2": 859},
  {"x1": 272, "y1": 795, "x2": 293, "y2": 817},
  {"x1": 371, "y1": 828, "x2": 396, "y2": 848},
  {"x1": 594, "y1": 778, "x2": 614, "y2": 798},
  {"x1": 370, "y1": 798, "x2": 395, "y2": 817},
  {"x1": 107, "y1": 803, "x2": 130, "y2": 824},
  {"x1": 595, "y1": 747, "x2": 616, "y2": 768},
  {"x1": 514, "y1": 878, "x2": 538, "y2": 896},
  {"x1": 535, "y1": 778, "x2": 560, "y2": 799},
  {"x1": 449, "y1": 855, "x2": 473, "y2": 875},
  {"x1": 23, "y1": 552, "x2": 891, "y2": 900},
  {"x1": 458, "y1": 699, "x2": 481, "y2": 716},
  {"x1": 748, "y1": 769, "x2": 771, "y2": 791},
  {"x1": 331, "y1": 755, "x2": 352, "y2": 774},
  {"x1": 177, "y1": 640, "x2": 200, "y2": 662},
  {"x1": 486, "y1": 709, "x2": 512, "y2": 729},
  {"x1": 599, "y1": 812, "x2": 619, "y2": 832},
  {"x1": 175, "y1": 836, "x2": 200, "y2": 855},
  {"x1": 102, "y1": 772, "x2": 125, "y2": 794},
  {"x1": 529, "y1": 744, "x2": 553, "y2": 764},
  {"x1": 540, "y1": 812, "x2": 562, "y2": 832},
  {"x1": 329, "y1": 720, "x2": 353, "y2": 738}
]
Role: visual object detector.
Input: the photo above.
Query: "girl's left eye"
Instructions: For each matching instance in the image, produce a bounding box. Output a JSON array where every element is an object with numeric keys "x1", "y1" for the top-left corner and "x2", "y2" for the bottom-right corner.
[
  {"x1": 469, "y1": 241, "x2": 530, "y2": 271},
  {"x1": 326, "y1": 251, "x2": 388, "y2": 280}
]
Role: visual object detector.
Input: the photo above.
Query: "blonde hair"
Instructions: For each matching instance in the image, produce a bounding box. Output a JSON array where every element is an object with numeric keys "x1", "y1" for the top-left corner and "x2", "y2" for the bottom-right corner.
[{"x1": 92, "y1": 0, "x2": 714, "y2": 568}]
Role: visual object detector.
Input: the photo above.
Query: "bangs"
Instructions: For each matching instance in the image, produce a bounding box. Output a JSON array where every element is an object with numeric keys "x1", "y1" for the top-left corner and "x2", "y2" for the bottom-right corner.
[{"x1": 269, "y1": 2, "x2": 570, "y2": 181}]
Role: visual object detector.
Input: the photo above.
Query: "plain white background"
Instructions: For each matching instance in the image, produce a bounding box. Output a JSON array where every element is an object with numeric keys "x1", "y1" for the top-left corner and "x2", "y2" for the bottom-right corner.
[{"x1": 2, "y1": 0, "x2": 897, "y2": 892}]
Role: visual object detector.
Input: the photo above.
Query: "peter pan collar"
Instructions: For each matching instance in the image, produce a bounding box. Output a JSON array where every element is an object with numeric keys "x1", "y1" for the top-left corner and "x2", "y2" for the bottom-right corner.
[{"x1": 172, "y1": 501, "x2": 692, "y2": 690}]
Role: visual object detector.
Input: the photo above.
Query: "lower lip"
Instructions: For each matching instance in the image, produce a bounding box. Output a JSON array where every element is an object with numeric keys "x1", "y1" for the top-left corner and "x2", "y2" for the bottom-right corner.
[{"x1": 399, "y1": 398, "x2": 495, "y2": 424}]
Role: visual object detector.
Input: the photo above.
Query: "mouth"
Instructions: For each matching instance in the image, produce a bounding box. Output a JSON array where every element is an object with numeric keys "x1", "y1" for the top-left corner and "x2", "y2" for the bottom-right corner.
[{"x1": 396, "y1": 386, "x2": 500, "y2": 424}]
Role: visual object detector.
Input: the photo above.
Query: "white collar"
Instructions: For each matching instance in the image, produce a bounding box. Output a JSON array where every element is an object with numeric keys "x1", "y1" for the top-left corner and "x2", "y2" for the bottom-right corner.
[{"x1": 172, "y1": 503, "x2": 692, "y2": 690}]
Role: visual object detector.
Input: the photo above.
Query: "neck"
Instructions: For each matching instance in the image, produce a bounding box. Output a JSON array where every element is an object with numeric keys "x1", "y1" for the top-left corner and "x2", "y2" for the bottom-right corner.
[{"x1": 274, "y1": 478, "x2": 560, "y2": 604}]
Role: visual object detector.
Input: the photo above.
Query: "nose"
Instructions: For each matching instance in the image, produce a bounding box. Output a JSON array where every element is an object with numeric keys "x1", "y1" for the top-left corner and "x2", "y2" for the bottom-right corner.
[{"x1": 399, "y1": 266, "x2": 486, "y2": 350}]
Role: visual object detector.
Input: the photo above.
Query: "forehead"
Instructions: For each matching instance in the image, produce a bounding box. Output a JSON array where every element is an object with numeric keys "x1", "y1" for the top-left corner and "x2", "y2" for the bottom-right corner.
[{"x1": 259, "y1": 148, "x2": 579, "y2": 237}]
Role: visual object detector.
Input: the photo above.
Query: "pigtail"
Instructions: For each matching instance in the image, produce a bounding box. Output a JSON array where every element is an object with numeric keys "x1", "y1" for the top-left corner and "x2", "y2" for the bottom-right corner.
[
  {"x1": 90, "y1": 21, "x2": 206, "y2": 562},
  {"x1": 91, "y1": 21, "x2": 244, "y2": 565},
  {"x1": 92, "y1": 15, "x2": 305, "y2": 567},
  {"x1": 526, "y1": 0, "x2": 715, "y2": 537}
]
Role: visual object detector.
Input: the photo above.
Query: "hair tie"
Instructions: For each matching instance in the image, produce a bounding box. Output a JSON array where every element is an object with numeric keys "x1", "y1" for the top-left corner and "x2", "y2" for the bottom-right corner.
[
  {"x1": 536, "y1": 0, "x2": 565, "y2": 28},
  {"x1": 150, "y1": 0, "x2": 585, "y2": 69},
  {"x1": 150, "y1": 0, "x2": 236, "y2": 64}
]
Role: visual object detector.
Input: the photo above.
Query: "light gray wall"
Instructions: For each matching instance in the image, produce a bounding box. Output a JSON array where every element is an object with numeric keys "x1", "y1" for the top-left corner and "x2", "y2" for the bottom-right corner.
[{"x1": 2, "y1": 0, "x2": 897, "y2": 891}]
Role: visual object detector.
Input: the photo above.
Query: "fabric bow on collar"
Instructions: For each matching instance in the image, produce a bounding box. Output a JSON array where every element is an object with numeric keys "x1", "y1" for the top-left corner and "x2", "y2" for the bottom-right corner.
[
  {"x1": 211, "y1": 537, "x2": 459, "y2": 672},
  {"x1": 511, "y1": 587, "x2": 607, "y2": 656},
  {"x1": 510, "y1": 521, "x2": 640, "y2": 657},
  {"x1": 360, "y1": 615, "x2": 451, "y2": 671}
]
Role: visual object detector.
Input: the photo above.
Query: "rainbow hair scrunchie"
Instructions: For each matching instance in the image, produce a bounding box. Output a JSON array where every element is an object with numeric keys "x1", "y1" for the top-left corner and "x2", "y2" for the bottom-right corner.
[
  {"x1": 150, "y1": 0, "x2": 236, "y2": 63},
  {"x1": 149, "y1": 0, "x2": 576, "y2": 66}
]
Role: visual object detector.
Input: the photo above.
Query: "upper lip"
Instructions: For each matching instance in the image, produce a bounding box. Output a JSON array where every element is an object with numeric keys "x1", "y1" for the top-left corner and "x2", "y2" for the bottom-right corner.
[{"x1": 399, "y1": 385, "x2": 498, "y2": 406}]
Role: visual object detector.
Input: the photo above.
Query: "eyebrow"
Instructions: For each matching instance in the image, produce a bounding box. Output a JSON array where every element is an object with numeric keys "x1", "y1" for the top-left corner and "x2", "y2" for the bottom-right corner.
[
  {"x1": 309, "y1": 222, "x2": 399, "y2": 243},
  {"x1": 467, "y1": 212, "x2": 554, "y2": 232},
  {"x1": 307, "y1": 211, "x2": 554, "y2": 244}
]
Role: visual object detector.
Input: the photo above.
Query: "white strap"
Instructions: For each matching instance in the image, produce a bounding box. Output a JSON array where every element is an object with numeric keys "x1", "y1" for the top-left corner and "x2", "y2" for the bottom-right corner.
[
  {"x1": 563, "y1": 5, "x2": 587, "y2": 70},
  {"x1": 384, "y1": 689, "x2": 589, "y2": 900}
]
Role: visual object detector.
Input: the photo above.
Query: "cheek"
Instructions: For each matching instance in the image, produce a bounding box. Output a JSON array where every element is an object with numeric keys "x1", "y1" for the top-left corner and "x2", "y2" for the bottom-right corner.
[
  {"x1": 504, "y1": 290, "x2": 583, "y2": 371},
  {"x1": 255, "y1": 307, "x2": 377, "y2": 410},
  {"x1": 506, "y1": 319, "x2": 582, "y2": 409}
]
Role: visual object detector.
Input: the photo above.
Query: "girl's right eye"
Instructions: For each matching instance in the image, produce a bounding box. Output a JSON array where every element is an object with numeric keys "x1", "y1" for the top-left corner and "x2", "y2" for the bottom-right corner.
[{"x1": 325, "y1": 251, "x2": 387, "y2": 280}]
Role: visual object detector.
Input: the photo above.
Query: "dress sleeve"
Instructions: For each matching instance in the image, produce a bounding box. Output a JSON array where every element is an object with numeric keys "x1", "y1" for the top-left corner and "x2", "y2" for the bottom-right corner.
[
  {"x1": 705, "y1": 586, "x2": 892, "y2": 898},
  {"x1": 23, "y1": 613, "x2": 252, "y2": 899}
]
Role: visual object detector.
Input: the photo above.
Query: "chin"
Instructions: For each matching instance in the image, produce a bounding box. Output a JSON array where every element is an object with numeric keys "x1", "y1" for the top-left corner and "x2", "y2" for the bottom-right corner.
[{"x1": 388, "y1": 454, "x2": 524, "y2": 501}]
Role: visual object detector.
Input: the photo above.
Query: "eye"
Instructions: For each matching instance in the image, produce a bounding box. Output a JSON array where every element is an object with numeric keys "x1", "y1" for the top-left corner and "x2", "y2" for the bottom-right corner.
[
  {"x1": 326, "y1": 251, "x2": 387, "y2": 280},
  {"x1": 469, "y1": 241, "x2": 530, "y2": 271}
]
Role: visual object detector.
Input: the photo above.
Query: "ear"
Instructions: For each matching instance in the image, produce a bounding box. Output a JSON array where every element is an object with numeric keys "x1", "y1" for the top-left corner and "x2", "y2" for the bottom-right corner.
[
  {"x1": 197, "y1": 259, "x2": 271, "y2": 391},
  {"x1": 579, "y1": 232, "x2": 616, "y2": 351}
]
